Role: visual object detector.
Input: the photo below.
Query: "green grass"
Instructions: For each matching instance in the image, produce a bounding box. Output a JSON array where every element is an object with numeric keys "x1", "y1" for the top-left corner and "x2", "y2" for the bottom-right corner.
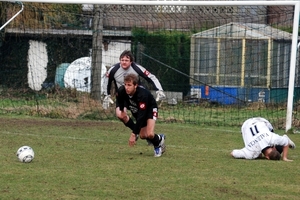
[{"x1": 0, "y1": 115, "x2": 299, "y2": 199}]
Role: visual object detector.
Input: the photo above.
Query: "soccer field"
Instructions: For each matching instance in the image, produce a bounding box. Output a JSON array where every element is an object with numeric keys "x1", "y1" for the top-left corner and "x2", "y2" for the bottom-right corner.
[{"x1": 0, "y1": 115, "x2": 299, "y2": 199}]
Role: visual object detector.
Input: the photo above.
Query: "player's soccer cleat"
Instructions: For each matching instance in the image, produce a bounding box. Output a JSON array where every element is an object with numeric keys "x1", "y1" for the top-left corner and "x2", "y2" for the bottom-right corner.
[
  {"x1": 153, "y1": 134, "x2": 166, "y2": 157},
  {"x1": 283, "y1": 134, "x2": 296, "y2": 149},
  {"x1": 154, "y1": 146, "x2": 162, "y2": 157},
  {"x1": 159, "y1": 134, "x2": 166, "y2": 154}
]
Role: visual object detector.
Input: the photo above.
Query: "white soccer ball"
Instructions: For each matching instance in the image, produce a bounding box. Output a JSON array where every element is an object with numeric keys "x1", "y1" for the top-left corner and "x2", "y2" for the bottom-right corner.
[{"x1": 16, "y1": 146, "x2": 35, "y2": 163}]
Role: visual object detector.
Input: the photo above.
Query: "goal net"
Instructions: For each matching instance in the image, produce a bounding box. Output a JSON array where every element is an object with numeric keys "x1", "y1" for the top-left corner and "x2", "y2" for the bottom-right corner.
[{"x1": 0, "y1": 1, "x2": 299, "y2": 130}]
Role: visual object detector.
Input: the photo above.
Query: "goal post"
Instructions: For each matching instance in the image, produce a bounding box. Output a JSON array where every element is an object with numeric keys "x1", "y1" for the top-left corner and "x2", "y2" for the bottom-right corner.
[
  {"x1": 286, "y1": 2, "x2": 300, "y2": 132},
  {"x1": 1, "y1": 0, "x2": 299, "y2": 130}
]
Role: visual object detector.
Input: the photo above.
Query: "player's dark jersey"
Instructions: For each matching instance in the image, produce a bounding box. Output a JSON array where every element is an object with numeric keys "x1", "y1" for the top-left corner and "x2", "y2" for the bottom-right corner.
[
  {"x1": 117, "y1": 85, "x2": 158, "y2": 135},
  {"x1": 104, "y1": 62, "x2": 163, "y2": 95}
]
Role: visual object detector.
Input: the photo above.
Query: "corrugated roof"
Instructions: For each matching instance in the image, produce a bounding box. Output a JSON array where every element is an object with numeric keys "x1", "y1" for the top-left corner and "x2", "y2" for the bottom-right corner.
[
  {"x1": 5, "y1": 28, "x2": 132, "y2": 37},
  {"x1": 192, "y1": 22, "x2": 293, "y2": 40}
]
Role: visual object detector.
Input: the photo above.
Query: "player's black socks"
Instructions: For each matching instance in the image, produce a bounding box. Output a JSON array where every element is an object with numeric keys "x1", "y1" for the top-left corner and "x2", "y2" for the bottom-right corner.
[
  {"x1": 148, "y1": 134, "x2": 160, "y2": 147},
  {"x1": 124, "y1": 118, "x2": 135, "y2": 131}
]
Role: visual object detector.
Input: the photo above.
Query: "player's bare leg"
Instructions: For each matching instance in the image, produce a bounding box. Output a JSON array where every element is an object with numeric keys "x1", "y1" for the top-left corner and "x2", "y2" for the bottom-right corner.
[
  {"x1": 116, "y1": 107, "x2": 135, "y2": 130},
  {"x1": 139, "y1": 119, "x2": 165, "y2": 157}
]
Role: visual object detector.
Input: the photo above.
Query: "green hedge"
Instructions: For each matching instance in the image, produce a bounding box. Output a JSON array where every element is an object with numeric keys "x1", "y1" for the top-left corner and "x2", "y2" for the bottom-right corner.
[{"x1": 132, "y1": 28, "x2": 191, "y2": 95}]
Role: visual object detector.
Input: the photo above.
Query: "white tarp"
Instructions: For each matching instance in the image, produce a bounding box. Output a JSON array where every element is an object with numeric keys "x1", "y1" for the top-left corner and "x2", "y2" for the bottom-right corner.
[
  {"x1": 27, "y1": 40, "x2": 48, "y2": 91},
  {"x1": 64, "y1": 57, "x2": 106, "y2": 93}
]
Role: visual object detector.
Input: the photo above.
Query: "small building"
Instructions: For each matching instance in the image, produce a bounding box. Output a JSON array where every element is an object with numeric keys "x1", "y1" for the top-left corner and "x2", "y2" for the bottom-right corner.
[{"x1": 190, "y1": 22, "x2": 299, "y2": 104}]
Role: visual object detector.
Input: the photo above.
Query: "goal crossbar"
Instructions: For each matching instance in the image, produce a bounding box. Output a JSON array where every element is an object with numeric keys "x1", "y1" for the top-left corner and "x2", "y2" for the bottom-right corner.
[{"x1": 2, "y1": 0, "x2": 300, "y2": 6}]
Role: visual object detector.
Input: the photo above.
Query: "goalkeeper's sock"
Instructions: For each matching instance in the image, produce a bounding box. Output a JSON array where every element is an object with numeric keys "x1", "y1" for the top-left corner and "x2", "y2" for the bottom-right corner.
[
  {"x1": 124, "y1": 118, "x2": 135, "y2": 131},
  {"x1": 147, "y1": 134, "x2": 160, "y2": 147}
]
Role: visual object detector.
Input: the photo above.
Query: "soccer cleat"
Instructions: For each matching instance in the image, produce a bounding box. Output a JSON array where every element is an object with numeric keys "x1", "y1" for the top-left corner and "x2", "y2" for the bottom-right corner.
[
  {"x1": 283, "y1": 134, "x2": 296, "y2": 149},
  {"x1": 153, "y1": 134, "x2": 166, "y2": 157},
  {"x1": 159, "y1": 134, "x2": 166, "y2": 154},
  {"x1": 154, "y1": 146, "x2": 162, "y2": 157}
]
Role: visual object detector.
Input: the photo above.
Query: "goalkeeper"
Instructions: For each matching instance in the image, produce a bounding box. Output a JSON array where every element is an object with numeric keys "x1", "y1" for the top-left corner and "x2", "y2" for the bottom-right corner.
[{"x1": 102, "y1": 50, "x2": 166, "y2": 135}]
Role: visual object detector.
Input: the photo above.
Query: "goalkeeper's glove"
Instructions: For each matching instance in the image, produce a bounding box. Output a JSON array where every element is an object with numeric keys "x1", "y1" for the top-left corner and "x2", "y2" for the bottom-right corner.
[
  {"x1": 104, "y1": 95, "x2": 114, "y2": 104},
  {"x1": 156, "y1": 90, "x2": 166, "y2": 101},
  {"x1": 102, "y1": 95, "x2": 114, "y2": 109}
]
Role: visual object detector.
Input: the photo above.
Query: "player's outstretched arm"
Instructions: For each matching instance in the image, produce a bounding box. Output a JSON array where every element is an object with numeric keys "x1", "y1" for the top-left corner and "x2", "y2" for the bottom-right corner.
[{"x1": 282, "y1": 145, "x2": 293, "y2": 162}]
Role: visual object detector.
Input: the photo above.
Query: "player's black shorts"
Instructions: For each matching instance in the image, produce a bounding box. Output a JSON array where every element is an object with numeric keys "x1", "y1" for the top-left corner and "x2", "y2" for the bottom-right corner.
[{"x1": 139, "y1": 107, "x2": 158, "y2": 128}]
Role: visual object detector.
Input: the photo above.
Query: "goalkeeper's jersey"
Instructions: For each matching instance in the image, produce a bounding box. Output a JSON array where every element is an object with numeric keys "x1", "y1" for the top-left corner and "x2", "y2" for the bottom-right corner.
[
  {"x1": 103, "y1": 62, "x2": 163, "y2": 95},
  {"x1": 232, "y1": 117, "x2": 289, "y2": 159}
]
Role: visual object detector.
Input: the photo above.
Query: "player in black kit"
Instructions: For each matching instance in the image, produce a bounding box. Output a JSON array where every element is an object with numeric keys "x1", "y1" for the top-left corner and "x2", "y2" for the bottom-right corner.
[{"x1": 116, "y1": 73, "x2": 166, "y2": 157}]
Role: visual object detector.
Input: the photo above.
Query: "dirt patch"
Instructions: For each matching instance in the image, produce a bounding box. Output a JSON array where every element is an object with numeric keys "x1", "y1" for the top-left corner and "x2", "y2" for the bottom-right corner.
[{"x1": 0, "y1": 116, "x2": 112, "y2": 128}]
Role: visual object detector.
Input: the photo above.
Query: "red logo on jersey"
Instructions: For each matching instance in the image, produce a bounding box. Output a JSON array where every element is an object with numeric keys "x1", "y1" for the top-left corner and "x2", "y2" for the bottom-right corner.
[
  {"x1": 139, "y1": 102, "x2": 146, "y2": 110},
  {"x1": 144, "y1": 70, "x2": 150, "y2": 76}
]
